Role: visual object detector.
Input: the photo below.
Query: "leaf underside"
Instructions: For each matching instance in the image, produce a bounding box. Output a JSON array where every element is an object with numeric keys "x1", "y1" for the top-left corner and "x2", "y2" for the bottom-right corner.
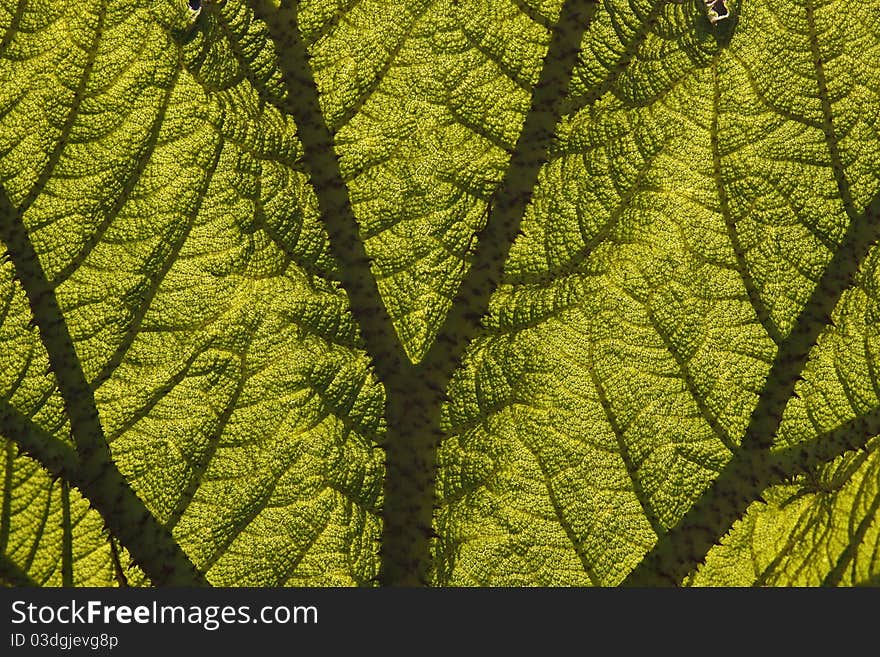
[{"x1": 0, "y1": 0, "x2": 879, "y2": 586}]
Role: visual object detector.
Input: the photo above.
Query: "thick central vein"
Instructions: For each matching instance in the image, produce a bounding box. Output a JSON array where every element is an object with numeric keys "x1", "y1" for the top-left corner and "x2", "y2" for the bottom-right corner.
[{"x1": 255, "y1": 0, "x2": 599, "y2": 585}]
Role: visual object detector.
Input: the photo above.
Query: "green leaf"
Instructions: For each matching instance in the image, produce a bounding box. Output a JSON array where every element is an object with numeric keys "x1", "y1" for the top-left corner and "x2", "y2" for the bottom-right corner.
[
  {"x1": 306, "y1": 0, "x2": 556, "y2": 362},
  {"x1": 690, "y1": 440, "x2": 880, "y2": 586},
  {"x1": 433, "y1": 0, "x2": 880, "y2": 585},
  {"x1": 0, "y1": 0, "x2": 381, "y2": 585},
  {"x1": 1, "y1": 0, "x2": 879, "y2": 588}
]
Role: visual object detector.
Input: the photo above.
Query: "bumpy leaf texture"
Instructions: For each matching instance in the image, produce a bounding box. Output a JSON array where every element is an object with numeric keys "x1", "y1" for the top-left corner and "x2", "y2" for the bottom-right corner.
[{"x1": 1, "y1": 0, "x2": 879, "y2": 586}]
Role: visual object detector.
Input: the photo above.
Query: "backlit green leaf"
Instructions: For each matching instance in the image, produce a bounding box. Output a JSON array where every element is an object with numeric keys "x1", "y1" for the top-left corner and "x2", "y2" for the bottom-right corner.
[{"x1": 1, "y1": 0, "x2": 879, "y2": 587}]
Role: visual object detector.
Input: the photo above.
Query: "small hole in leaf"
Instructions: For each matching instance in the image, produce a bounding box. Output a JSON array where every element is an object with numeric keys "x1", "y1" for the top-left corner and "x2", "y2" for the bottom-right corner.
[{"x1": 188, "y1": 0, "x2": 201, "y2": 11}]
